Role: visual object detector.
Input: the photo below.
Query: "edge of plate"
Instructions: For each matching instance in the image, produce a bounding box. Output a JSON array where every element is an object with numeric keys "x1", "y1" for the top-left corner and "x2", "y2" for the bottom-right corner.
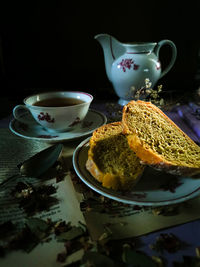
[{"x1": 72, "y1": 137, "x2": 200, "y2": 206}]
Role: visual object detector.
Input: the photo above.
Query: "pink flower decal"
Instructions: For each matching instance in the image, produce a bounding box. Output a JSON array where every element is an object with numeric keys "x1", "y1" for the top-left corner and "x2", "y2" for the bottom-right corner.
[
  {"x1": 38, "y1": 135, "x2": 58, "y2": 139},
  {"x1": 156, "y1": 60, "x2": 161, "y2": 70},
  {"x1": 69, "y1": 117, "x2": 81, "y2": 127},
  {"x1": 18, "y1": 122, "x2": 28, "y2": 131},
  {"x1": 160, "y1": 178, "x2": 183, "y2": 193},
  {"x1": 118, "y1": 58, "x2": 139, "y2": 72},
  {"x1": 131, "y1": 192, "x2": 147, "y2": 199},
  {"x1": 133, "y1": 64, "x2": 139, "y2": 70},
  {"x1": 82, "y1": 120, "x2": 93, "y2": 128},
  {"x1": 119, "y1": 58, "x2": 134, "y2": 72},
  {"x1": 38, "y1": 112, "x2": 55, "y2": 123}
]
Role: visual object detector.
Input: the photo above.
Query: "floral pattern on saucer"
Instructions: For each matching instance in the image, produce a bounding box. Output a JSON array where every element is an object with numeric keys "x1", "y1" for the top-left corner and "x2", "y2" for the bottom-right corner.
[
  {"x1": 9, "y1": 109, "x2": 107, "y2": 143},
  {"x1": 73, "y1": 137, "x2": 200, "y2": 207}
]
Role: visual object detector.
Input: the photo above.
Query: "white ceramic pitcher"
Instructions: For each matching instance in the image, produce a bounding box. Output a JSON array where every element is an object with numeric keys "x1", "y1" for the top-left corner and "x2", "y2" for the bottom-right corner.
[{"x1": 95, "y1": 34, "x2": 177, "y2": 105}]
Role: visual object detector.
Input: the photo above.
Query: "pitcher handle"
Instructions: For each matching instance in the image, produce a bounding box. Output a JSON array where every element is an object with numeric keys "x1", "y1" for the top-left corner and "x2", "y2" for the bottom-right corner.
[{"x1": 154, "y1": 40, "x2": 177, "y2": 79}]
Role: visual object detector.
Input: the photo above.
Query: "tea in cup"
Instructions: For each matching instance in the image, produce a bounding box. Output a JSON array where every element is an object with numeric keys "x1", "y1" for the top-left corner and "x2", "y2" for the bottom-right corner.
[{"x1": 13, "y1": 91, "x2": 93, "y2": 132}]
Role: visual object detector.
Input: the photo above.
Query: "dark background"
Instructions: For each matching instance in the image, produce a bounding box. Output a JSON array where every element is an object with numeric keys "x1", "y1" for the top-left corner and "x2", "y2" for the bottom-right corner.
[{"x1": 0, "y1": 1, "x2": 200, "y2": 112}]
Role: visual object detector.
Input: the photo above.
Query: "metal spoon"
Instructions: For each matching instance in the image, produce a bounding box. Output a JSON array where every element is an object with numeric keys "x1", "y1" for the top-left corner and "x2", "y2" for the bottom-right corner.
[{"x1": 0, "y1": 144, "x2": 63, "y2": 189}]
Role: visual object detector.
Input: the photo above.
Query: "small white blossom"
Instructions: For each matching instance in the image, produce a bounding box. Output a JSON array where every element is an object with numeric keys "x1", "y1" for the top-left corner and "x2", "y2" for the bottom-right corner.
[
  {"x1": 130, "y1": 86, "x2": 135, "y2": 92},
  {"x1": 145, "y1": 78, "x2": 152, "y2": 88},
  {"x1": 133, "y1": 78, "x2": 164, "y2": 107}
]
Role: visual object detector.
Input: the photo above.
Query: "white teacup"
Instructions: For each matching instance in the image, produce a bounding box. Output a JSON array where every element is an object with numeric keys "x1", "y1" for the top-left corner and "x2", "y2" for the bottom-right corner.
[{"x1": 13, "y1": 91, "x2": 93, "y2": 132}]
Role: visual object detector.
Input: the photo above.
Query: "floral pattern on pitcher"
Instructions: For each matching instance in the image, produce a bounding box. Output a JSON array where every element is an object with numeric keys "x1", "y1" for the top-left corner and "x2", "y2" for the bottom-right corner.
[
  {"x1": 156, "y1": 60, "x2": 161, "y2": 70},
  {"x1": 118, "y1": 58, "x2": 139, "y2": 72}
]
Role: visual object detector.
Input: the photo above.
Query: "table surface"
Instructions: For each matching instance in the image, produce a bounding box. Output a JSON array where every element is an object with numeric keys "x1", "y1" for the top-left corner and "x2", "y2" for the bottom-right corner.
[{"x1": 1, "y1": 99, "x2": 200, "y2": 267}]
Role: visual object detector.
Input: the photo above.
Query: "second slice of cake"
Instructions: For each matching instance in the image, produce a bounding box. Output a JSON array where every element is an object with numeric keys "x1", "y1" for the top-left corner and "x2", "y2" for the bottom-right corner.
[{"x1": 86, "y1": 122, "x2": 145, "y2": 191}]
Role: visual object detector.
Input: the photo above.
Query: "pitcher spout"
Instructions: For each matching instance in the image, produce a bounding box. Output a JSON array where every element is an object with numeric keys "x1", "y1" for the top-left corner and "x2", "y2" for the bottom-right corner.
[{"x1": 94, "y1": 34, "x2": 125, "y2": 82}]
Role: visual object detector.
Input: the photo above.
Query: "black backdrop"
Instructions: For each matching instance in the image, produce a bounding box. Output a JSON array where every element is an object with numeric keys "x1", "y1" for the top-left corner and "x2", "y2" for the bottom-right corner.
[{"x1": 1, "y1": 1, "x2": 200, "y2": 99}]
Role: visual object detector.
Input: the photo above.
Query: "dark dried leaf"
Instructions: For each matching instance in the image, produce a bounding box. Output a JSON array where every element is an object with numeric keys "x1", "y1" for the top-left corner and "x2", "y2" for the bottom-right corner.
[
  {"x1": 160, "y1": 179, "x2": 183, "y2": 193},
  {"x1": 57, "y1": 251, "x2": 67, "y2": 263},
  {"x1": 64, "y1": 240, "x2": 82, "y2": 255},
  {"x1": 9, "y1": 226, "x2": 39, "y2": 253},
  {"x1": 26, "y1": 217, "x2": 50, "y2": 240},
  {"x1": 81, "y1": 251, "x2": 115, "y2": 267},
  {"x1": 152, "y1": 205, "x2": 180, "y2": 216},
  {"x1": 1, "y1": 218, "x2": 57, "y2": 255},
  {"x1": 56, "y1": 226, "x2": 85, "y2": 242},
  {"x1": 13, "y1": 181, "x2": 30, "y2": 192},
  {"x1": 12, "y1": 183, "x2": 58, "y2": 216},
  {"x1": 122, "y1": 246, "x2": 157, "y2": 267},
  {"x1": 36, "y1": 185, "x2": 56, "y2": 195},
  {"x1": 54, "y1": 221, "x2": 72, "y2": 235},
  {"x1": 0, "y1": 221, "x2": 15, "y2": 239},
  {"x1": 63, "y1": 261, "x2": 81, "y2": 267},
  {"x1": 19, "y1": 194, "x2": 58, "y2": 216},
  {"x1": 173, "y1": 255, "x2": 200, "y2": 267},
  {"x1": 0, "y1": 246, "x2": 6, "y2": 258},
  {"x1": 150, "y1": 233, "x2": 185, "y2": 253}
]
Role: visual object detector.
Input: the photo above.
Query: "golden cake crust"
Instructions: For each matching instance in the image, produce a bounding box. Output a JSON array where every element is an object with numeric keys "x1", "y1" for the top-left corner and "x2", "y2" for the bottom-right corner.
[{"x1": 122, "y1": 100, "x2": 200, "y2": 176}]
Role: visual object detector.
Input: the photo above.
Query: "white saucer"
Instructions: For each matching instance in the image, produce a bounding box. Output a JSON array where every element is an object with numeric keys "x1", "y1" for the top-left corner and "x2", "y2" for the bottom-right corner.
[
  {"x1": 9, "y1": 109, "x2": 107, "y2": 143},
  {"x1": 73, "y1": 137, "x2": 200, "y2": 207}
]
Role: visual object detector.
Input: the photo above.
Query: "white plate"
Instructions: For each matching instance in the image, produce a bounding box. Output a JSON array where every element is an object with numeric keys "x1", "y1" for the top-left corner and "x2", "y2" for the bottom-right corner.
[
  {"x1": 73, "y1": 137, "x2": 200, "y2": 206},
  {"x1": 9, "y1": 109, "x2": 107, "y2": 143}
]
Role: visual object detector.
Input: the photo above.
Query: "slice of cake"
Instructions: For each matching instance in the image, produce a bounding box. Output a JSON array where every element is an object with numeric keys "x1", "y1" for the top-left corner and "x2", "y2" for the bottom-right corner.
[
  {"x1": 122, "y1": 100, "x2": 200, "y2": 176},
  {"x1": 86, "y1": 122, "x2": 145, "y2": 190}
]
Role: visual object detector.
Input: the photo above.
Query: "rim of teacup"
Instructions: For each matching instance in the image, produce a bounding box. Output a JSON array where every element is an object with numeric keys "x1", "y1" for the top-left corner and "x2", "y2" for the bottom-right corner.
[{"x1": 23, "y1": 91, "x2": 93, "y2": 108}]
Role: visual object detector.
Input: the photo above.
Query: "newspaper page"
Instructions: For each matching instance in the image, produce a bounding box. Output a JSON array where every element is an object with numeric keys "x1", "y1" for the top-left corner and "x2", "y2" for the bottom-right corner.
[
  {"x1": 82, "y1": 195, "x2": 200, "y2": 240},
  {"x1": 69, "y1": 166, "x2": 200, "y2": 241},
  {"x1": 0, "y1": 129, "x2": 85, "y2": 267},
  {"x1": 0, "y1": 128, "x2": 50, "y2": 181},
  {"x1": 1, "y1": 125, "x2": 200, "y2": 265}
]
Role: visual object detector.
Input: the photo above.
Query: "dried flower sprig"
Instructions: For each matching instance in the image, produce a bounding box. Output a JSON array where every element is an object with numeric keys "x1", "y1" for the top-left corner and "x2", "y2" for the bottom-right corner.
[
  {"x1": 11, "y1": 182, "x2": 58, "y2": 216},
  {"x1": 132, "y1": 78, "x2": 165, "y2": 107}
]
